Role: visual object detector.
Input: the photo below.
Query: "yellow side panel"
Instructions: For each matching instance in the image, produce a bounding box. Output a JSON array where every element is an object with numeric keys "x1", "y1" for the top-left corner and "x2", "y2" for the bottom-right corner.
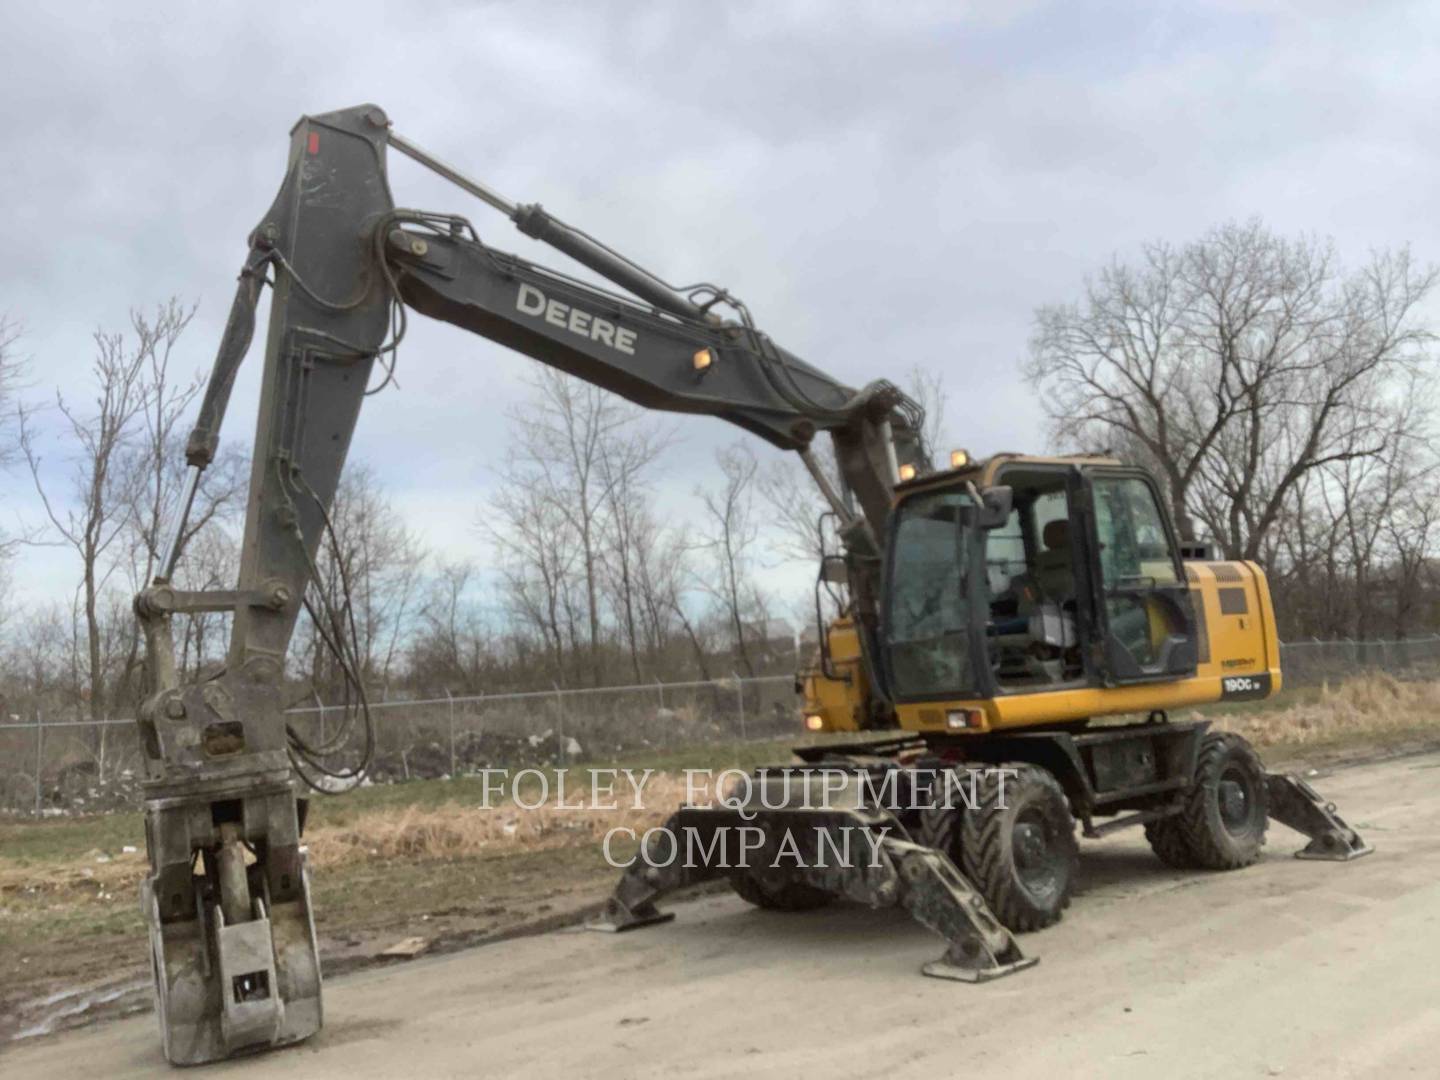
[
  {"x1": 798, "y1": 617, "x2": 868, "y2": 732},
  {"x1": 896, "y1": 561, "x2": 1282, "y2": 734}
]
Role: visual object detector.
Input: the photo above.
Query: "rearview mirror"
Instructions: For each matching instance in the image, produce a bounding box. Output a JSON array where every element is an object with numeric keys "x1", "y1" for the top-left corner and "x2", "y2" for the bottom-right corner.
[{"x1": 977, "y1": 485, "x2": 1012, "y2": 530}]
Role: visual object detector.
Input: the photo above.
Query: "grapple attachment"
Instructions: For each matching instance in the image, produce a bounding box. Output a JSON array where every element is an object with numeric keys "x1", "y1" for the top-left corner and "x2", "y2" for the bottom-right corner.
[
  {"x1": 594, "y1": 771, "x2": 1035, "y2": 982},
  {"x1": 141, "y1": 779, "x2": 322, "y2": 1065},
  {"x1": 1266, "y1": 772, "x2": 1374, "y2": 861}
]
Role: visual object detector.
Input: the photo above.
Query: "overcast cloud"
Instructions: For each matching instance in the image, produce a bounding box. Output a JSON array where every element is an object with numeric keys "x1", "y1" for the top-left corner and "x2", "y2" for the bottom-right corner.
[{"x1": 3, "y1": 0, "x2": 1438, "y2": 609}]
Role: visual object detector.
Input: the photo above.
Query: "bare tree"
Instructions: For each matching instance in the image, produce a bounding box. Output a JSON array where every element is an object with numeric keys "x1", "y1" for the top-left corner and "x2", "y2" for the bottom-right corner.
[
  {"x1": 19, "y1": 306, "x2": 194, "y2": 721},
  {"x1": 486, "y1": 475, "x2": 580, "y2": 679},
  {"x1": 0, "y1": 314, "x2": 24, "y2": 467},
  {"x1": 510, "y1": 370, "x2": 613, "y2": 685},
  {"x1": 758, "y1": 363, "x2": 944, "y2": 570},
  {"x1": 696, "y1": 443, "x2": 763, "y2": 677},
  {"x1": 490, "y1": 368, "x2": 670, "y2": 686},
  {"x1": 757, "y1": 445, "x2": 839, "y2": 567},
  {"x1": 1387, "y1": 471, "x2": 1440, "y2": 638},
  {"x1": 411, "y1": 559, "x2": 493, "y2": 693},
  {"x1": 121, "y1": 301, "x2": 244, "y2": 588},
  {"x1": 906, "y1": 362, "x2": 950, "y2": 459},
  {"x1": 113, "y1": 301, "x2": 247, "y2": 705},
  {"x1": 595, "y1": 410, "x2": 673, "y2": 681},
  {"x1": 0, "y1": 315, "x2": 30, "y2": 566},
  {"x1": 298, "y1": 462, "x2": 427, "y2": 698},
  {"x1": 1029, "y1": 221, "x2": 1436, "y2": 556},
  {"x1": 172, "y1": 525, "x2": 241, "y2": 678}
]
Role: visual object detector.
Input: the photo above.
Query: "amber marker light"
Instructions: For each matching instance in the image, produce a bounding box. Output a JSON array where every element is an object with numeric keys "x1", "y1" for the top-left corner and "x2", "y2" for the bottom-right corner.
[{"x1": 693, "y1": 348, "x2": 714, "y2": 371}]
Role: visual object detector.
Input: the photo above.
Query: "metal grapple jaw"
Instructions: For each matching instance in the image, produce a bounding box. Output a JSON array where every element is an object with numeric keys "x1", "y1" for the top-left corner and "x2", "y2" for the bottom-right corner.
[
  {"x1": 141, "y1": 780, "x2": 322, "y2": 1065},
  {"x1": 134, "y1": 605, "x2": 326, "y2": 1065}
]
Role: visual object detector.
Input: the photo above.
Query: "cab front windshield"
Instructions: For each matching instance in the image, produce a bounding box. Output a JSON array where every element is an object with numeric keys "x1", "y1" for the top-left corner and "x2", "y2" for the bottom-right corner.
[{"x1": 884, "y1": 488, "x2": 977, "y2": 699}]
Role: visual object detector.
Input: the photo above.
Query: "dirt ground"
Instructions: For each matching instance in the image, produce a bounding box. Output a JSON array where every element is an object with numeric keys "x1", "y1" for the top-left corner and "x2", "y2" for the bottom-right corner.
[
  {"x1": 4, "y1": 746, "x2": 1438, "y2": 1078},
  {"x1": 0, "y1": 835, "x2": 633, "y2": 1044}
]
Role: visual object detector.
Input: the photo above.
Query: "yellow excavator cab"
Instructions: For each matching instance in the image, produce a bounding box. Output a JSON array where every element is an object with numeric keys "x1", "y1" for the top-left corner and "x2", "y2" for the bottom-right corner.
[{"x1": 800, "y1": 453, "x2": 1281, "y2": 735}]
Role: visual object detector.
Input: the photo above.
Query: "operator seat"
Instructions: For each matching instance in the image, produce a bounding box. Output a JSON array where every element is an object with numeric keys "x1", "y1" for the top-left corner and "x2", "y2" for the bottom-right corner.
[{"x1": 1034, "y1": 518, "x2": 1074, "y2": 603}]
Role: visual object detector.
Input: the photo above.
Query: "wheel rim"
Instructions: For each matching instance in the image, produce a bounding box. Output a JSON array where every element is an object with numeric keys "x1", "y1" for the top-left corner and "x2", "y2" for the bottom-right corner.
[
  {"x1": 1012, "y1": 807, "x2": 1066, "y2": 901},
  {"x1": 1218, "y1": 764, "x2": 1258, "y2": 836}
]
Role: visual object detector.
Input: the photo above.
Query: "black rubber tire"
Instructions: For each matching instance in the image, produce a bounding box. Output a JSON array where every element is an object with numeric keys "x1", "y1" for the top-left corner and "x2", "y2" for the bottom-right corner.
[
  {"x1": 729, "y1": 872, "x2": 834, "y2": 912},
  {"x1": 916, "y1": 774, "x2": 965, "y2": 864},
  {"x1": 1177, "y1": 732, "x2": 1268, "y2": 870},
  {"x1": 961, "y1": 763, "x2": 1079, "y2": 933},
  {"x1": 1144, "y1": 816, "x2": 1199, "y2": 869}
]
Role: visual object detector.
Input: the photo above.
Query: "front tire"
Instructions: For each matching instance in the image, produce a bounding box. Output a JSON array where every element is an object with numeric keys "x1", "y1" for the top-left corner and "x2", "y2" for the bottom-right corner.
[
  {"x1": 961, "y1": 763, "x2": 1078, "y2": 932},
  {"x1": 1176, "y1": 732, "x2": 1268, "y2": 869}
]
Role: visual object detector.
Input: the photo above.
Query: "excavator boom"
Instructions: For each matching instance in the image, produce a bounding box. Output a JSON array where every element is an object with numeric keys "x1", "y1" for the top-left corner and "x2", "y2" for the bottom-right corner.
[{"x1": 133, "y1": 104, "x2": 925, "y2": 1063}]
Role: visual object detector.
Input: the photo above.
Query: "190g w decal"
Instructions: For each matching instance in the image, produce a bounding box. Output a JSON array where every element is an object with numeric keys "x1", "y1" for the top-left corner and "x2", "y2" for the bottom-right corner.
[{"x1": 1221, "y1": 673, "x2": 1271, "y2": 700}]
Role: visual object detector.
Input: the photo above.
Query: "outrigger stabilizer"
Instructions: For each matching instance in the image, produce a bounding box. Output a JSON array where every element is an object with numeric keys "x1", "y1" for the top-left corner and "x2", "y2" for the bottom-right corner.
[
  {"x1": 1266, "y1": 772, "x2": 1373, "y2": 861},
  {"x1": 594, "y1": 770, "x2": 1037, "y2": 982},
  {"x1": 594, "y1": 752, "x2": 1372, "y2": 982}
]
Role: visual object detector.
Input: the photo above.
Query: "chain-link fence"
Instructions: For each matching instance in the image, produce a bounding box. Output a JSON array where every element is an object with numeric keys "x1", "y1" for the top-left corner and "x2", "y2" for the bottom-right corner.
[
  {"x1": 0, "y1": 674, "x2": 798, "y2": 816},
  {"x1": 7, "y1": 636, "x2": 1440, "y2": 817},
  {"x1": 1278, "y1": 636, "x2": 1440, "y2": 687}
]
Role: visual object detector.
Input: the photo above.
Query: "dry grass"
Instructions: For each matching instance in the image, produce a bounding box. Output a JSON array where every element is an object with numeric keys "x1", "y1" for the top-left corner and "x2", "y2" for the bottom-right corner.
[
  {"x1": 304, "y1": 773, "x2": 690, "y2": 867},
  {"x1": 1204, "y1": 672, "x2": 1440, "y2": 750},
  {"x1": 0, "y1": 847, "x2": 148, "y2": 897},
  {"x1": 0, "y1": 774, "x2": 698, "y2": 899}
]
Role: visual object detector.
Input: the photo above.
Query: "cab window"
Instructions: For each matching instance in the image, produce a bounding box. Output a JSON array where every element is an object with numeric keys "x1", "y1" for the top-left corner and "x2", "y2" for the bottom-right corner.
[
  {"x1": 986, "y1": 507, "x2": 1025, "y2": 596},
  {"x1": 1093, "y1": 475, "x2": 1183, "y2": 671},
  {"x1": 884, "y1": 489, "x2": 977, "y2": 699},
  {"x1": 1093, "y1": 477, "x2": 1180, "y2": 587}
]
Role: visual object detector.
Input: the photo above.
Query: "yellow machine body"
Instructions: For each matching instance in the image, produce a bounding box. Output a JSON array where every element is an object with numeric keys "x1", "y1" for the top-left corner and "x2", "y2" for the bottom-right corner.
[
  {"x1": 899, "y1": 559, "x2": 1279, "y2": 733},
  {"x1": 800, "y1": 616, "x2": 869, "y2": 733},
  {"x1": 802, "y1": 559, "x2": 1280, "y2": 734}
]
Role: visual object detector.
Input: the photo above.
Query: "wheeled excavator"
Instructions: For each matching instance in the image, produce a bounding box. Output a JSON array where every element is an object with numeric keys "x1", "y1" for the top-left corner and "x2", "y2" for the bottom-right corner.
[{"x1": 135, "y1": 104, "x2": 1372, "y2": 1065}]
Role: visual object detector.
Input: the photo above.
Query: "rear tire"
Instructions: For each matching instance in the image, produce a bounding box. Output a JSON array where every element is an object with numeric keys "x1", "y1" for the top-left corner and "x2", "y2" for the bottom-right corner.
[
  {"x1": 1176, "y1": 732, "x2": 1268, "y2": 870},
  {"x1": 961, "y1": 763, "x2": 1078, "y2": 932},
  {"x1": 729, "y1": 871, "x2": 833, "y2": 912},
  {"x1": 1144, "y1": 817, "x2": 1198, "y2": 868}
]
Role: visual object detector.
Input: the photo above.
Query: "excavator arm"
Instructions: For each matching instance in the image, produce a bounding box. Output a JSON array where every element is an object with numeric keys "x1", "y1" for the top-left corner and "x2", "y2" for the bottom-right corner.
[{"x1": 133, "y1": 103, "x2": 925, "y2": 1063}]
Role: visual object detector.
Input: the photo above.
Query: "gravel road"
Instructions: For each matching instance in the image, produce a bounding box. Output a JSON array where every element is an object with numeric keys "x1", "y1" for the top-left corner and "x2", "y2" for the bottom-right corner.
[{"x1": 5, "y1": 750, "x2": 1436, "y2": 1079}]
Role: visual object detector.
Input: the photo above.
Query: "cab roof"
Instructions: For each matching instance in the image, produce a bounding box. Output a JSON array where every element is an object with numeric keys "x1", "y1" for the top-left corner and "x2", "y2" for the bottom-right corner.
[{"x1": 893, "y1": 451, "x2": 1122, "y2": 498}]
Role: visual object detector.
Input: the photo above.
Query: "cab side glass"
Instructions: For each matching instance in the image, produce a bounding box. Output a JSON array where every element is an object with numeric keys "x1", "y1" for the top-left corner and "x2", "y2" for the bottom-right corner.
[
  {"x1": 884, "y1": 489, "x2": 977, "y2": 698},
  {"x1": 1093, "y1": 476, "x2": 1188, "y2": 674},
  {"x1": 1094, "y1": 478, "x2": 1180, "y2": 587}
]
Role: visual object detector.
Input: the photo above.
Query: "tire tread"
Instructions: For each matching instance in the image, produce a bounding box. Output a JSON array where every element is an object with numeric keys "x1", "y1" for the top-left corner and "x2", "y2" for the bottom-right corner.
[
  {"x1": 960, "y1": 763, "x2": 1078, "y2": 933},
  {"x1": 1178, "y1": 732, "x2": 1268, "y2": 870}
]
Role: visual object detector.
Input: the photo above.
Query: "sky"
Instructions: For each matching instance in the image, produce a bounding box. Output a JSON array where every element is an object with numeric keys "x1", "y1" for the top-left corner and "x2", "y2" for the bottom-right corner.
[{"x1": 3, "y1": 0, "x2": 1439, "y2": 616}]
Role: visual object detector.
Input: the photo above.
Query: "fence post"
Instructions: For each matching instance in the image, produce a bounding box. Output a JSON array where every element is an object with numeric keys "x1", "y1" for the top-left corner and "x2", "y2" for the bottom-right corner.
[
  {"x1": 317, "y1": 701, "x2": 328, "y2": 773},
  {"x1": 553, "y1": 682, "x2": 566, "y2": 766},
  {"x1": 34, "y1": 710, "x2": 43, "y2": 819},
  {"x1": 446, "y1": 688, "x2": 456, "y2": 777},
  {"x1": 655, "y1": 678, "x2": 664, "y2": 710},
  {"x1": 733, "y1": 672, "x2": 746, "y2": 742}
]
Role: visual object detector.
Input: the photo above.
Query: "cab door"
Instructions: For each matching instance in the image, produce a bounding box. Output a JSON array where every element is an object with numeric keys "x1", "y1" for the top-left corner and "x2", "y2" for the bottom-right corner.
[{"x1": 1079, "y1": 468, "x2": 1198, "y2": 684}]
